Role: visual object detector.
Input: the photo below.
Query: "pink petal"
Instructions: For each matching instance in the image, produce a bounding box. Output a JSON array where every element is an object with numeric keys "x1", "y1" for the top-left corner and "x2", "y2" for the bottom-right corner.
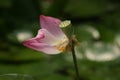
[
  {"x1": 40, "y1": 15, "x2": 65, "y2": 37},
  {"x1": 23, "y1": 29, "x2": 62, "y2": 54},
  {"x1": 36, "y1": 29, "x2": 59, "y2": 45},
  {"x1": 23, "y1": 39, "x2": 61, "y2": 54}
]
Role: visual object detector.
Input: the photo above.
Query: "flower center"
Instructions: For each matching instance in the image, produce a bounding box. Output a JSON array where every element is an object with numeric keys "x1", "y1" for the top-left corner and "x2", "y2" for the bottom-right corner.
[{"x1": 54, "y1": 36, "x2": 69, "y2": 52}]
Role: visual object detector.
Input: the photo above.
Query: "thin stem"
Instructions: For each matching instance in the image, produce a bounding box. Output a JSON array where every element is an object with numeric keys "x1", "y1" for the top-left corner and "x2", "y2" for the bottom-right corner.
[{"x1": 71, "y1": 39, "x2": 80, "y2": 80}]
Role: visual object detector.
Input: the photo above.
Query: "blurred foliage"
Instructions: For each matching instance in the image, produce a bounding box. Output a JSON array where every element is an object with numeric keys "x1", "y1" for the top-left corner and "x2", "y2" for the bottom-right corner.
[{"x1": 0, "y1": 0, "x2": 120, "y2": 80}]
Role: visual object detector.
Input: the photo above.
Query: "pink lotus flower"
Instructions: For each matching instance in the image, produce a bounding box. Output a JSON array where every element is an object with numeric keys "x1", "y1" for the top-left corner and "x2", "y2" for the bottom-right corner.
[{"x1": 23, "y1": 15, "x2": 69, "y2": 54}]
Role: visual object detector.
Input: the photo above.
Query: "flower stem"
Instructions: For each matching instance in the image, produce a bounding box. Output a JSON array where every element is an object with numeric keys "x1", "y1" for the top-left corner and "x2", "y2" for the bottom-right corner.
[{"x1": 71, "y1": 39, "x2": 80, "y2": 80}]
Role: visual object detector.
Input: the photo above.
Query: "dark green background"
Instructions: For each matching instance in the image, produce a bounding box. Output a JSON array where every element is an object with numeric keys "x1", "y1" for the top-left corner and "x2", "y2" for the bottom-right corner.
[{"x1": 0, "y1": 0, "x2": 120, "y2": 80}]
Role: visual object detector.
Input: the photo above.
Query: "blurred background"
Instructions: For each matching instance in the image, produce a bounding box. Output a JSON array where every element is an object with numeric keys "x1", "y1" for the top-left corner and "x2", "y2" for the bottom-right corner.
[{"x1": 0, "y1": 0, "x2": 120, "y2": 80}]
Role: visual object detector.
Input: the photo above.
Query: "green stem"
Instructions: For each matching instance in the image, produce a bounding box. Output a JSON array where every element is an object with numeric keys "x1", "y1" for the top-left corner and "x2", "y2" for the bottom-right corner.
[{"x1": 71, "y1": 40, "x2": 80, "y2": 80}]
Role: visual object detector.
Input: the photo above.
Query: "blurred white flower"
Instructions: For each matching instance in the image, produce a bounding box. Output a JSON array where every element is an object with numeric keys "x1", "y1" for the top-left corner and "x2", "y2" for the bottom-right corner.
[{"x1": 16, "y1": 31, "x2": 33, "y2": 42}]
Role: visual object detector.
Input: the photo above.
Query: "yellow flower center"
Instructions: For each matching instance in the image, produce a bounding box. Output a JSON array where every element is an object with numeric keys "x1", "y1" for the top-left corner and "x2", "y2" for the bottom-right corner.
[{"x1": 54, "y1": 36, "x2": 69, "y2": 52}]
